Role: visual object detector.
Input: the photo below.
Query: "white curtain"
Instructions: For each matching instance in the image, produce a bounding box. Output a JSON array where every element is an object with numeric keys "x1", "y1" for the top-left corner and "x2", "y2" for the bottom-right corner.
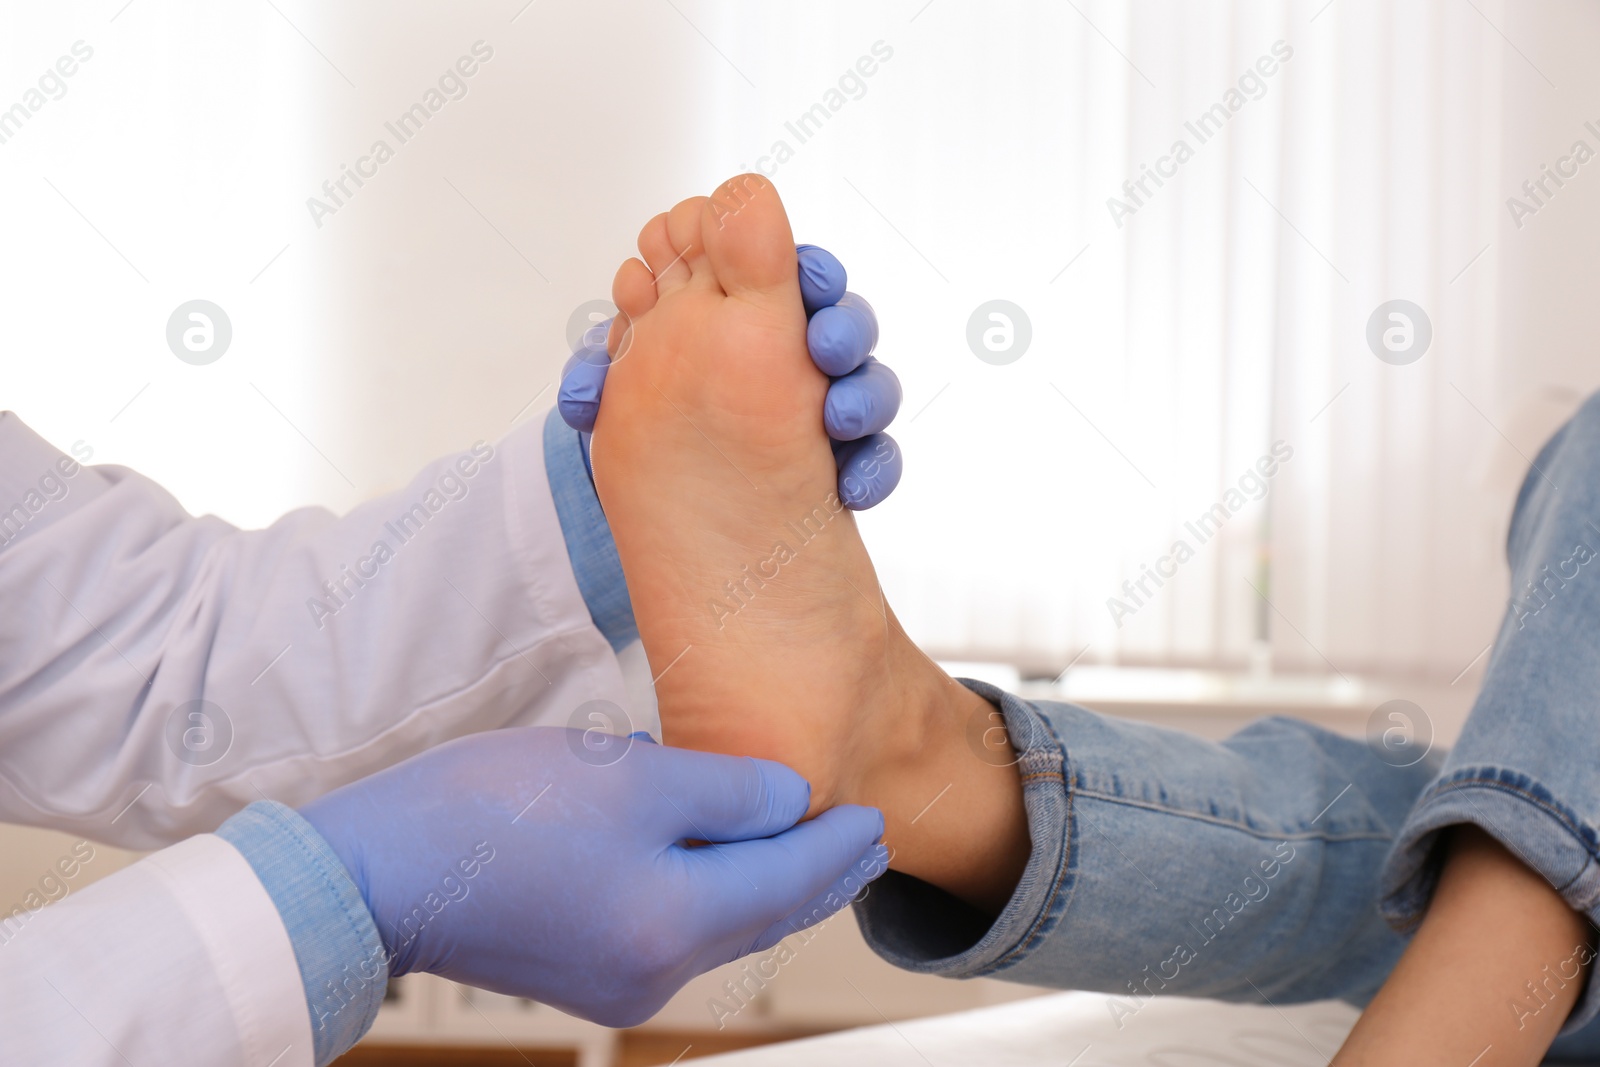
[{"x1": 710, "y1": 0, "x2": 1509, "y2": 683}]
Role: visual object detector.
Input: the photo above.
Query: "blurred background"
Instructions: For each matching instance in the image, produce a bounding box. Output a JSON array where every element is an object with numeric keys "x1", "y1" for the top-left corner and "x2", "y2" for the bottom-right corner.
[{"x1": 4, "y1": 0, "x2": 1599, "y2": 1062}]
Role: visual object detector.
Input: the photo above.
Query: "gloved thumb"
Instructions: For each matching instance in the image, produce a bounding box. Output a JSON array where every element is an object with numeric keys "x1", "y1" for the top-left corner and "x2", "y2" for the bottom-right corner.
[{"x1": 646, "y1": 751, "x2": 811, "y2": 844}]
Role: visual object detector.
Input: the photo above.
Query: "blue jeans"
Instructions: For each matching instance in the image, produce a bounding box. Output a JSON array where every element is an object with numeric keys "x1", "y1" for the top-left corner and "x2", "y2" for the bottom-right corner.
[{"x1": 856, "y1": 393, "x2": 1600, "y2": 1059}]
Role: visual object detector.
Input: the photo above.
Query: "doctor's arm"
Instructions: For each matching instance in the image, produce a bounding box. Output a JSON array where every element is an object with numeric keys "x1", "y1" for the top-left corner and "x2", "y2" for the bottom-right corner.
[
  {"x1": 0, "y1": 727, "x2": 886, "y2": 1067},
  {"x1": 0, "y1": 405, "x2": 625, "y2": 849}
]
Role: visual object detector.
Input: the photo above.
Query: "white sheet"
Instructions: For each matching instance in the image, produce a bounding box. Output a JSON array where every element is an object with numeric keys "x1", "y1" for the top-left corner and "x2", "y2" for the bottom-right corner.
[{"x1": 695, "y1": 992, "x2": 1361, "y2": 1066}]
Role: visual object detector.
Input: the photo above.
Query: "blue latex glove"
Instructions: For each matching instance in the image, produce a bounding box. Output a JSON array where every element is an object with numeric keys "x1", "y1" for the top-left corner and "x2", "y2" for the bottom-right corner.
[
  {"x1": 559, "y1": 244, "x2": 903, "y2": 510},
  {"x1": 300, "y1": 727, "x2": 887, "y2": 1028}
]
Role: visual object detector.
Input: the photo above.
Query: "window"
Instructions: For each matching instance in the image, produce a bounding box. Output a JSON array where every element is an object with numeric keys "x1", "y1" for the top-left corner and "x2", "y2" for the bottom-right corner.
[{"x1": 710, "y1": 0, "x2": 1509, "y2": 682}]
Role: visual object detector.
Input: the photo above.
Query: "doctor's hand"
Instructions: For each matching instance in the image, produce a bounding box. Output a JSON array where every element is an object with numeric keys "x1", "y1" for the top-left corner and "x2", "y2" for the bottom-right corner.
[
  {"x1": 559, "y1": 243, "x2": 903, "y2": 510},
  {"x1": 299, "y1": 727, "x2": 887, "y2": 1028}
]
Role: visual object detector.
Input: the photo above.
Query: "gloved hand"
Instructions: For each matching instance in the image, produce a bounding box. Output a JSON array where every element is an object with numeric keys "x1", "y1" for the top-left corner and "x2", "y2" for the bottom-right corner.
[
  {"x1": 559, "y1": 244, "x2": 903, "y2": 510},
  {"x1": 299, "y1": 727, "x2": 887, "y2": 1028}
]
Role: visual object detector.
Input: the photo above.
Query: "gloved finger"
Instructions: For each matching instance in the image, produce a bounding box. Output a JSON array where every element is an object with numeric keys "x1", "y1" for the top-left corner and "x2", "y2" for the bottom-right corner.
[
  {"x1": 748, "y1": 842, "x2": 890, "y2": 954},
  {"x1": 824, "y1": 358, "x2": 901, "y2": 441},
  {"x1": 692, "y1": 805, "x2": 885, "y2": 936},
  {"x1": 807, "y1": 292, "x2": 879, "y2": 377},
  {"x1": 557, "y1": 341, "x2": 612, "y2": 433},
  {"x1": 645, "y1": 750, "x2": 811, "y2": 844},
  {"x1": 834, "y1": 432, "x2": 903, "y2": 511},
  {"x1": 797, "y1": 244, "x2": 847, "y2": 315},
  {"x1": 627, "y1": 731, "x2": 658, "y2": 744}
]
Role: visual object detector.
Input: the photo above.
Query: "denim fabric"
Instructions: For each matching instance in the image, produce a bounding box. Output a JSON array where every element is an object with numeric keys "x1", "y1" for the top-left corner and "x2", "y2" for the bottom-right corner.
[
  {"x1": 217, "y1": 801, "x2": 388, "y2": 1067},
  {"x1": 854, "y1": 686, "x2": 1600, "y2": 1056},
  {"x1": 857, "y1": 681, "x2": 1435, "y2": 1012},
  {"x1": 1382, "y1": 392, "x2": 1600, "y2": 1045},
  {"x1": 857, "y1": 393, "x2": 1600, "y2": 1056},
  {"x1": 542, "y1": 407, "x2": 638, "y2": 652}
]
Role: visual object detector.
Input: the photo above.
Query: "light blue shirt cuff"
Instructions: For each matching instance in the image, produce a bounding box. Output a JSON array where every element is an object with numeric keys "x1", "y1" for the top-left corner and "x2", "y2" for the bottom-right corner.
[
  {"x1": 542, "y1": 407, "x2": 637, "y2": 651},
  {"x1": 216, "y1": 801, "x2": 388, "y2": 1067}
]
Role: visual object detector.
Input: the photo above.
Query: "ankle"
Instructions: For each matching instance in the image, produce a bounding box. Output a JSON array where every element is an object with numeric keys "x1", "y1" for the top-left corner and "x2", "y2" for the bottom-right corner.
[{"x1": 849, "y1": 618, "x2": 1031, "y2": 914}]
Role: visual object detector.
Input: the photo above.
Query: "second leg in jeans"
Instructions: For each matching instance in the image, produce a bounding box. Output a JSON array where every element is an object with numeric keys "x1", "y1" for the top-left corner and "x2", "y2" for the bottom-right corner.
[{"x1": 1382, "y1": 392, "x2": 1600, "y2": 1051}]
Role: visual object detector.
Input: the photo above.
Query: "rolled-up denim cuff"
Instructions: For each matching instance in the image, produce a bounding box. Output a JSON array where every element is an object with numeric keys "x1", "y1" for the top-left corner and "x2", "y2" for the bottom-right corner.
[
  {"x1": 1381, "y1": 768, "x2": 1600, "y2": 1035},
  {"x1": 853, "y1": 679, "x2": 1070, "y2": 977}
]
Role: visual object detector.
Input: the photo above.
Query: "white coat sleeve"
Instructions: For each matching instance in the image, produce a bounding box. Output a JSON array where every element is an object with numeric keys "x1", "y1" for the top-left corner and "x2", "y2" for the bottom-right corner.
[
  {"x1": 0, "y1": 409, "x2": 631, "y2": 848},
  {"x1": 0, "y1": 833, "x2": 315, "y2": 1067}
]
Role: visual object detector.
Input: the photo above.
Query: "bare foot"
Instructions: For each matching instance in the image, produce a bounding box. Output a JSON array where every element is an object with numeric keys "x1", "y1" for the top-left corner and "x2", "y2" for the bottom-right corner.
[{"x1": 592, "y1": 175, "x2": 1028, "y2": 912}]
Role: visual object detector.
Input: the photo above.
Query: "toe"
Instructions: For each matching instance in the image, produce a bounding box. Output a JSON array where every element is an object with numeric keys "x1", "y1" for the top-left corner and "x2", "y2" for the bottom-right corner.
[
  {"x1": 701, "y1": 174, "x2": 799, "y2": 299},
  {"x1": 613, "y1": 257, "x2": 657, "y2": 321},
  {"x1": 606, "y1": 312, "x2": 637, "y2": 363},
  {"x1": 637, "y1": 211, "x2": 694, "y2": 293},
  {"x1": 665, "y1": 196, "x2": 716, "y2": 289}
]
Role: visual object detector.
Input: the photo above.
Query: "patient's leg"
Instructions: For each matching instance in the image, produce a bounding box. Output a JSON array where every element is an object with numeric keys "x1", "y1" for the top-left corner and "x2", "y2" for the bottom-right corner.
[
  {"x1": 590, "y1": 175, "x2": 1027, "y2": 912},
  {"x1": 1333, "y1": 827, "x2": 1589, "y2": 1066},
  {"x1": 1336, "y1": 397, "x2": 1600, "y2": 1064}
]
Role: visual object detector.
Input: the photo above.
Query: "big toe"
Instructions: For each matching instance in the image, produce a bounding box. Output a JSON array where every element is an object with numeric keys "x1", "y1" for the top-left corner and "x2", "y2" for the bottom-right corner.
[{"x1": 701, "y1": 174, "x2": 799, "y2": 298}]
